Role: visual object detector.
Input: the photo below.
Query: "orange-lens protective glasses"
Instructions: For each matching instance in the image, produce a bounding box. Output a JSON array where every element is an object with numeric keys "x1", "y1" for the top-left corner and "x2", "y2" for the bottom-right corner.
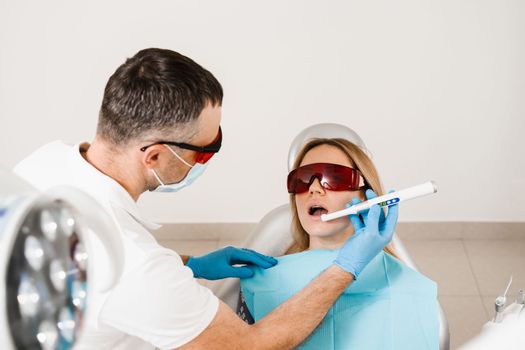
[
  {"x1": 140, "y1": 127, "x2": 222, "y2": 164},
  {"x1": 287, "y1": 163, "x2": 363, "y2": 194}
]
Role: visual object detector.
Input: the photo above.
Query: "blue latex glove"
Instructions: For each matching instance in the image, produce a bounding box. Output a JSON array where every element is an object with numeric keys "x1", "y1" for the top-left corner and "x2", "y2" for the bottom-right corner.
[
  {"x1": 334, "y1": 189, "x2": 399, "y2": 278},
  {"x1": 187, "y1": 246, "x2": 278, "y2": 280}
]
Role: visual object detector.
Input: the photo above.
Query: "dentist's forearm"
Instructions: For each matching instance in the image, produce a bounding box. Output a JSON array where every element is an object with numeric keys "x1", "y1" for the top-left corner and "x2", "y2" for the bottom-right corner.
[
  {"x1": 175, "y1": 264, "x2": 354, "y2": 350},
  {"x1": 250, "y1": 264, "x2": 354, "y2": 349}
]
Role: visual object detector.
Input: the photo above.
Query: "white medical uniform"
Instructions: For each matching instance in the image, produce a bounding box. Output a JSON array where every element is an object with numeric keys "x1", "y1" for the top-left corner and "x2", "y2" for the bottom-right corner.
[{"x1": 14, "y1": 141, "x2": 219, "y2": 350}]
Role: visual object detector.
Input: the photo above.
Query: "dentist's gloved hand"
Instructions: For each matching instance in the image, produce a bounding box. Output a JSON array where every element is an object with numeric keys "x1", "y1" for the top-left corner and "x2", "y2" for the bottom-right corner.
[
  {"x1": 187, "y1": 246, "x2": 278, "y2": 280},
  {"x1": 334, "y1": 189, "x2": 399, "y2": 279}
]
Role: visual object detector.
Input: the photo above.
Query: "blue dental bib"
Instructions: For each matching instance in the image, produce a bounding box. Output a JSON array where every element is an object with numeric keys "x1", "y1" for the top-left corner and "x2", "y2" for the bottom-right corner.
[{"x1": 240, "y1": 250, "x2": 439, "y2": 350}]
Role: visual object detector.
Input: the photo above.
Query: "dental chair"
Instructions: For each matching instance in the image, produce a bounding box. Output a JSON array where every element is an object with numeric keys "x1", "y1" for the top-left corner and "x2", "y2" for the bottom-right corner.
[{"x1": 209, "y1": 123, "x2": 450, "y2": 350}]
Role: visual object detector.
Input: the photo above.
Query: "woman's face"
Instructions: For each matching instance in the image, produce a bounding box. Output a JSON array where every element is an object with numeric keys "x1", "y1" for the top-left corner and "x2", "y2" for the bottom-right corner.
[{"x1": 295, "y1": 144, "x2": 365, "y2": 243}]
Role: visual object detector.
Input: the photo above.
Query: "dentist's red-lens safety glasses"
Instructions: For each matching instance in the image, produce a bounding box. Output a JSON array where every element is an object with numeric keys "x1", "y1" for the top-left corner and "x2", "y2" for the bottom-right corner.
[
  {"x1": 287, "y1": 163, "x2": 364, "y2": 194},
  {"x1": 140, "y1": 127, "x2": 222, "y2": 164}
]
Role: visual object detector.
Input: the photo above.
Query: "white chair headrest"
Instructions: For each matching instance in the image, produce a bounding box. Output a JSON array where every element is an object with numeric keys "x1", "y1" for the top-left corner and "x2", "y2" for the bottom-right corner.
[{"x1": 287, "y1": 123, "x2": 370, "y2": 171}]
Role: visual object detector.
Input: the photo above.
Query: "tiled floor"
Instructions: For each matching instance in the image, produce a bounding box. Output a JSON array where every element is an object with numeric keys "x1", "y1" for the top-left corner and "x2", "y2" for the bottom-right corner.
[{"x1": 158, "y1": 235, "x2": 525, "y2": 350}]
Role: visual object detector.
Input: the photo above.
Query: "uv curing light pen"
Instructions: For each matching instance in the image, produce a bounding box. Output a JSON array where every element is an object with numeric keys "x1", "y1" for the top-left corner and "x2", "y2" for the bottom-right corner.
[{"x1": 320, "y1": 181, "x2": 438, "y2": 222}]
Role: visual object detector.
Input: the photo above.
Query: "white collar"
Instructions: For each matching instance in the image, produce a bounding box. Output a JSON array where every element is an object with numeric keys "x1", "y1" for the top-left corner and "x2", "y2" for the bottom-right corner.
[{"x1": 70, "y1": 143, "x2": 161, "y2": 231}]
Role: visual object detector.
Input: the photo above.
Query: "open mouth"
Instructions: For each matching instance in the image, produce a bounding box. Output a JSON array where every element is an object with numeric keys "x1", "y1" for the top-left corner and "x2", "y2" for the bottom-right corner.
[{"x1": 308, "y1": 205, "x2": 328, "y2": 217}]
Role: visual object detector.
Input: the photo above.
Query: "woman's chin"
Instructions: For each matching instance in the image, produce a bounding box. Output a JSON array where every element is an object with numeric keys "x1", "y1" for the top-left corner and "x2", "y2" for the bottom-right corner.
[
  {"x1": 306, "y1": 225, "x2": 348, "y2": 239},
  {"x1": 301, "y1": 217, "x2": 350, "y2": 238}
]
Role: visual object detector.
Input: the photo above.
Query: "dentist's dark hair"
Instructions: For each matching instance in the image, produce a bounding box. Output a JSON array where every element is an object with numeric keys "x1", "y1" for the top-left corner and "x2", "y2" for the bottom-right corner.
[{"x1": 97, "y1": 48, "x2": 223, "y2": 145}]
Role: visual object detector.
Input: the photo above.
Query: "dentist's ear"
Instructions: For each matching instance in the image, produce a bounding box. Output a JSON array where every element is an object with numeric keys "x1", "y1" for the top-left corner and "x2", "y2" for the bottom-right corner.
[{"x1": 141, "y1": 144, "x2": 165, "y2": 169}]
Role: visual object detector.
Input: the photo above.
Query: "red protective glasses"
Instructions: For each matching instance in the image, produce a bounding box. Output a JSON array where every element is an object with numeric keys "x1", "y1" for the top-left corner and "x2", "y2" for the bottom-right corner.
[
  {"x1": 140, "y1": 126, "x2": 222, "y2": 164},
  {"x1": 287, "y1": 163, "x2": 364, "y2": 194}
]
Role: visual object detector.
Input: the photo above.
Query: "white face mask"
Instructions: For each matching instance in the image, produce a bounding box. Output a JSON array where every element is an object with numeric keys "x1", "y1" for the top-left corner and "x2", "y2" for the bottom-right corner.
[{"x1": 150, "y1": 145, "x2": 208, "y2": 193}]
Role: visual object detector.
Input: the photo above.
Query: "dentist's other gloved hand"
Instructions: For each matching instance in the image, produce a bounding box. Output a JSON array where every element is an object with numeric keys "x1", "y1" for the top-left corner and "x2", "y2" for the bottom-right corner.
[
  {"x1": 187, "y1": 246, "x2": 278, "y2": 280},
  {"x1": 334, "y1": 189, "x2": 399, "y2": 279}
]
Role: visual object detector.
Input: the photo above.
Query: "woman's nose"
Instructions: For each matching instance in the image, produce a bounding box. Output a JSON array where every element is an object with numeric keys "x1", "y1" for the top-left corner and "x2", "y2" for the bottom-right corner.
[{"x1": 309, "y1": 177, "x2": 325, "y2": 195}]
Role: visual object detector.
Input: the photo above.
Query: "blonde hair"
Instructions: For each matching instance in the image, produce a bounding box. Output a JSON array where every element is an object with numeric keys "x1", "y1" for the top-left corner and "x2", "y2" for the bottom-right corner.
[{"x1": 285, "y1": 138, "x2": 397, "y2": 258}]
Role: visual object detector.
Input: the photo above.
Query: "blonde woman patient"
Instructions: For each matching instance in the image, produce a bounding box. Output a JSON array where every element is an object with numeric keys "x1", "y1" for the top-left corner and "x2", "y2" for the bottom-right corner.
[{"x1": 238, "y1": 137, "x2": 439, "y2": 350}]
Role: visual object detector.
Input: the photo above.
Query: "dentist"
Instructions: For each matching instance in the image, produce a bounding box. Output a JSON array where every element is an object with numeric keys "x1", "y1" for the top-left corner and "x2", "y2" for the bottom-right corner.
[{"x1": 14, "y1": 48, "x2": 398, "y2": 349}]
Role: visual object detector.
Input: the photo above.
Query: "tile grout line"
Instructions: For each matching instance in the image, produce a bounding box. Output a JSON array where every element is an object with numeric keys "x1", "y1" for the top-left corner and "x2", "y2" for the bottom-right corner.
[{"x1": 460, "y1": 238, "x2": 491, "y2": 320}]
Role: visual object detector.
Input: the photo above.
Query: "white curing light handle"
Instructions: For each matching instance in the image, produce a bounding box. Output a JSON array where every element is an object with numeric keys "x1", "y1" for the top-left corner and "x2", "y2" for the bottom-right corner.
[{"x1": 321, "y1": 181, "x2": 437, "y2": 222}]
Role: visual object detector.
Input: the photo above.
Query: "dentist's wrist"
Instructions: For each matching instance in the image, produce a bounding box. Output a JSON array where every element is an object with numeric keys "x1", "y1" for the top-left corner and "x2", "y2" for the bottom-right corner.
[
  {"x1": 181, "y1": 255, "x2": 191, "y2": 265},
  {"x1": 329, "y1": 264, "x2": 356, "y2": 284},
  {"x1": 333, "y1": 250, "x2": 363, "y2": 278},
  {"x1": 186, "y1": 256, "x2": 203, "y2": 278}
]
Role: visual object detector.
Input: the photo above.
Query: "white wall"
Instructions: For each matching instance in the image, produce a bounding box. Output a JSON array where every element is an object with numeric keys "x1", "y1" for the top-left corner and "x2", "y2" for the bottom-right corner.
[{"x1": 1, "y1": 0, "x2": 523, "y2": 223}]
